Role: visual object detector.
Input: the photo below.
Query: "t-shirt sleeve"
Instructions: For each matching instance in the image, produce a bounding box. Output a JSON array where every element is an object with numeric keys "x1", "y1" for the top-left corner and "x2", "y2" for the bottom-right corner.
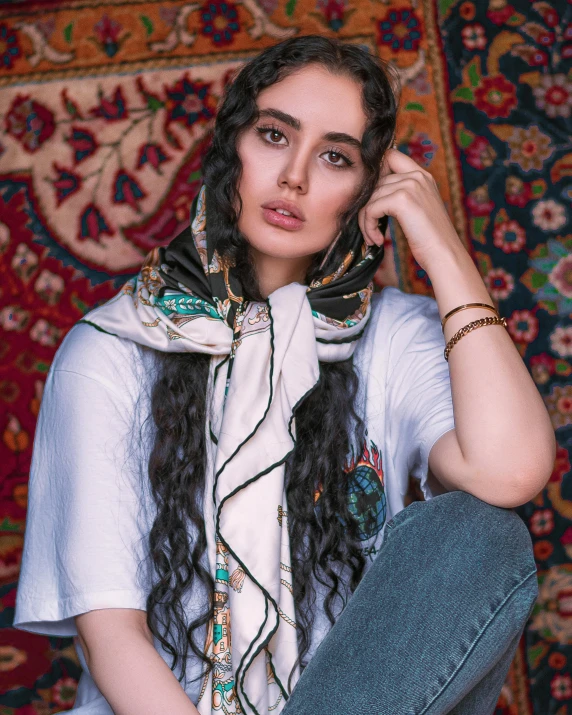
[
  {"x1": 384, "y1": 289, "x2": 456, "y2": 501},
  {"x1": 13, "y1": 325, "x2": 152, "y2": 637}
]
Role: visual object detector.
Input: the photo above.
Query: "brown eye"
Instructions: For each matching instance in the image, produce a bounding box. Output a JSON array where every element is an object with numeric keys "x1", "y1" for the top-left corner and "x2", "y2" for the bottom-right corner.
[
  {"x1": 255, "y1": 126, "x2": 286, "y2": 145},
  {"x1": 323, "y1": 145, "x2": 354, "y2": 169}
]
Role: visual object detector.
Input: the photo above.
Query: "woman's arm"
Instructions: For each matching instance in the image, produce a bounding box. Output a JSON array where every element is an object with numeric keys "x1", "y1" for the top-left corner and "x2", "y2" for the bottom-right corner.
[
  {"x1": 359, "y1": 149, "x2": 556, "y2": 508},
  {"x1": 423, "y1": 242, "x2": 555, "y2": 508},
  {"x1": 75, "y1": 609, "x2": 201, "y2": 715}
]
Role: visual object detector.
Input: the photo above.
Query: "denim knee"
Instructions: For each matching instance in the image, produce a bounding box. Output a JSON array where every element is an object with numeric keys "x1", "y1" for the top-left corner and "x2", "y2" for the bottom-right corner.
[{"x1": 385, "y1": 490, "x2": 538, "y2": 602}]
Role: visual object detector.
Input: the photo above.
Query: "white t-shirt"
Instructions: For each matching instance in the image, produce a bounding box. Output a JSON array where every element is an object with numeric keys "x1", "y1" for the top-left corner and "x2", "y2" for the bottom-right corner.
[{"x1": 13, "y1": 286, "x2": 455, "y2": 713}]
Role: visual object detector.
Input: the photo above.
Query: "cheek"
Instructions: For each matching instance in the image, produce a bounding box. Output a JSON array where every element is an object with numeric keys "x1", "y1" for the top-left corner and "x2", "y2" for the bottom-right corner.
[
  {"x1": 308, "y1": 181, "x2": 359, "y2": 238},
  {"x1": 236, "y1": 135, "x2": 270, "y2": 203}
]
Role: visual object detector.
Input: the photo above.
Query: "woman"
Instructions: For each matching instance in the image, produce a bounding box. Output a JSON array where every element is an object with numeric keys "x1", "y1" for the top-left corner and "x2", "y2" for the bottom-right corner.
[{"x1": 14, "y1": 35, "x2": 555, "y2": 715}]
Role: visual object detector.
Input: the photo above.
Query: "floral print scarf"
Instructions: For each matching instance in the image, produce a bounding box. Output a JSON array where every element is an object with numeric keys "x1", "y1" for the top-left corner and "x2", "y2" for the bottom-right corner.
[{"x1": 79, "y1": 183, "x2": 384, "y2": 715}]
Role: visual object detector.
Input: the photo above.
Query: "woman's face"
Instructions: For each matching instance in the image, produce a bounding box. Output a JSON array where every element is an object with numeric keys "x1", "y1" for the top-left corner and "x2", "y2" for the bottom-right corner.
[{"x1": 235, "y1": 64, "x2": 368, "y2": 264}]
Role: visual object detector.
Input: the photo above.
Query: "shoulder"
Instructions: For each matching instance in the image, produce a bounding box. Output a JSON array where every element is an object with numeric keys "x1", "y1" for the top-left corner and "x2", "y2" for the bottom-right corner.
[
  {"x1": 355, "y1": 287, "x2": 446, "y2": 383},
  {"x1": 50, "y1": 320, "x2": 156, "y2": 397},
  {"x1": 370, "y1": 286, "x2": 440, "y2": 327},
  {"x1": 366, "y1": 286, "x2": 441, "y2": 347}
]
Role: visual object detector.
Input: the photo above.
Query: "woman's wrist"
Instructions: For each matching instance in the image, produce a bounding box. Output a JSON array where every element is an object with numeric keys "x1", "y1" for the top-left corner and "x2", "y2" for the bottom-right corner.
[{"x1": 423, "y1": 245, "x2": 499, "y2": 343}]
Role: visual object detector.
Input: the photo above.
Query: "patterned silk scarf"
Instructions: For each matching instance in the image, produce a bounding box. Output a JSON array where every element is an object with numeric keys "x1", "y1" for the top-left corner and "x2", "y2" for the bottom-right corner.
[{"x1": 79, "y1": 184, "x2": 384, "y2": 715}]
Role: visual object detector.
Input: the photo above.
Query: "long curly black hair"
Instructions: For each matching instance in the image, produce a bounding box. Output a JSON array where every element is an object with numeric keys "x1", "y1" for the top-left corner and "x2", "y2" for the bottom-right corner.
[{"x1": 141, "y1": 35, "x2": 399, "y2": 690}]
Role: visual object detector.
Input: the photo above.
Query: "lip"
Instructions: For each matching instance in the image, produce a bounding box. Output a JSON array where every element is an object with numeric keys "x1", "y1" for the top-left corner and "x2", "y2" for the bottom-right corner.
[
  {"x1": 262, "y1": 207, "x2": 304, "y2": 231},
  {"x1": 261, "y1": 199, "x2": 305, "y2": 221}
]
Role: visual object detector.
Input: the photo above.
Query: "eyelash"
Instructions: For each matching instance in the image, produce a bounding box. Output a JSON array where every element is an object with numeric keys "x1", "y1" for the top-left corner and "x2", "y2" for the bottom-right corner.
[{"x1": 255, "y1": 124, "x2": 355, "y2": 169}]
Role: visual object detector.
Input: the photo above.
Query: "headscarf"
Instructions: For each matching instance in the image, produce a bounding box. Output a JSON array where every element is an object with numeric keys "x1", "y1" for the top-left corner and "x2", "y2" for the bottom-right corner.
[{"x1": 79, "y1": 183, "x2": 384, "y2": 715}]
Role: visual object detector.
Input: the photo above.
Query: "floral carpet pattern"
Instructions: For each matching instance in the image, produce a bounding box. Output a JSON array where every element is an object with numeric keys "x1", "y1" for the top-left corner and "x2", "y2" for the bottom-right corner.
[{"x1": 0, "y1": 0, "x2": 570, "y2": 712}]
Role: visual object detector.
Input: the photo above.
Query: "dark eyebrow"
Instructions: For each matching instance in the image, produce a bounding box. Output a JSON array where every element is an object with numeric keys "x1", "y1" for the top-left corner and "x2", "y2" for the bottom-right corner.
[{"x1": 257, "y1": 108, "x2": 362, "y2": 151}]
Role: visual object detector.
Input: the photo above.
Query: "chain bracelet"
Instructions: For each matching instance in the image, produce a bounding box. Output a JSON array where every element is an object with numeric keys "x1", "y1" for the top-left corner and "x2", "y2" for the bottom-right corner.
[{"x1": 444, "y1": 316, "x2": 508, "y2": 361}]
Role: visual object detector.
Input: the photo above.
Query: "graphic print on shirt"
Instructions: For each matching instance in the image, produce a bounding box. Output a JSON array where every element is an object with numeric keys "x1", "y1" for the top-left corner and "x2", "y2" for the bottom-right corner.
[
  {"x1": 313, "y1": 436, "x2": 386, "y2": 561},
  {"x1": 344, "y1": 437, "x2": 386, "y2": 546}
]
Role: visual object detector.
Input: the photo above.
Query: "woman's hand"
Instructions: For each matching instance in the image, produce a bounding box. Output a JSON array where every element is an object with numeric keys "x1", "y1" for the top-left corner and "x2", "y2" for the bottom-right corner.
[{"x1": 357, "y1": 148, "x2": 464, "y2": 273}]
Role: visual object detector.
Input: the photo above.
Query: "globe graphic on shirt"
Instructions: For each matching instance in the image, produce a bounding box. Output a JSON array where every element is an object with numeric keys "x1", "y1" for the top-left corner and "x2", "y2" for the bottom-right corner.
[{"x1": 347, "y1": 463, "x2": 387, "y2": 541}]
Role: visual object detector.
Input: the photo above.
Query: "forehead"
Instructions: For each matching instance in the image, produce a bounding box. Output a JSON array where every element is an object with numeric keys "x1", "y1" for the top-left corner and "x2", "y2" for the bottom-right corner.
[{"x1": 256, "y1": 64, "x2": 367, "y2": 137}]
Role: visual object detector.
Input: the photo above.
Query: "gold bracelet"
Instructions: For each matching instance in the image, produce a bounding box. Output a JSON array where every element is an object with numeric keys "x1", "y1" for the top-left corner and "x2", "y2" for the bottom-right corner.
[
  {"x1": 444, "y1": 316, "x2": 508, "y2": 361},
  {"x1": 441, "y1": 302, "x2": 498, "y2": 333}
]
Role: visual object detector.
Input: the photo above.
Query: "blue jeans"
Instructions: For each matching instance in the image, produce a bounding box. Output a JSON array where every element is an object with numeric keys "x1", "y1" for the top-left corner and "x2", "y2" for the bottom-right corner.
[{"x1": 282, "y1": 490, "x2": 538, "y2": 715}]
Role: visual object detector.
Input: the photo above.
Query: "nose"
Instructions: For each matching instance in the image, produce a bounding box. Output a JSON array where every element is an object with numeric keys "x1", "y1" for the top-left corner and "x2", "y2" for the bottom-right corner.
[{"x1": 277, "y1": 147, "x2": 309, "y2": 193}]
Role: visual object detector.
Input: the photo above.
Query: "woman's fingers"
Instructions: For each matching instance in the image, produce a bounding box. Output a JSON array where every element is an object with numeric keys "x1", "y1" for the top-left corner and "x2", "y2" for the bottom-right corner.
[
  {"x1": 359, "y1": 182, "x2": 409, "y2": 246},
  {"x1": 358, "y1": 152, "x2": 438, "y2": 246},
  {"x1": 384, "y1": 147, "x2": 431, "y2": 176},
  {"x1": 375, "y1": 169, "x2": 432, "y2": 188}
]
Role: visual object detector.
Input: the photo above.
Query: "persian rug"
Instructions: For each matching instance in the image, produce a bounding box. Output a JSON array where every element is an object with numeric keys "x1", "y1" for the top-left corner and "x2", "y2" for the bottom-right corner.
[{"x1": 0, "y1": 0, "x2": 570, "y2": 712}]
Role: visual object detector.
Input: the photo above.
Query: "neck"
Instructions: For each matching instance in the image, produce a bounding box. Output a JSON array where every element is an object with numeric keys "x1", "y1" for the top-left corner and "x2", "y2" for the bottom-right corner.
[{"x1": 251, "y1": 249, "x2": 313, "y2": 299}]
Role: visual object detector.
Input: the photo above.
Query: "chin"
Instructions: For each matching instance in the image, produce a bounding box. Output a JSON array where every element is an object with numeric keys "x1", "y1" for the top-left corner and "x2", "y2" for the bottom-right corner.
[
  {"x1": 252, "y1": 244, "x2": 315, "y2": 262},
  {"x1": 252, "y1": 245, "x2": 319, "y2": 262},
  {"x1": 244, "y1": 220, "x2": 328, "y2": 260}
]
